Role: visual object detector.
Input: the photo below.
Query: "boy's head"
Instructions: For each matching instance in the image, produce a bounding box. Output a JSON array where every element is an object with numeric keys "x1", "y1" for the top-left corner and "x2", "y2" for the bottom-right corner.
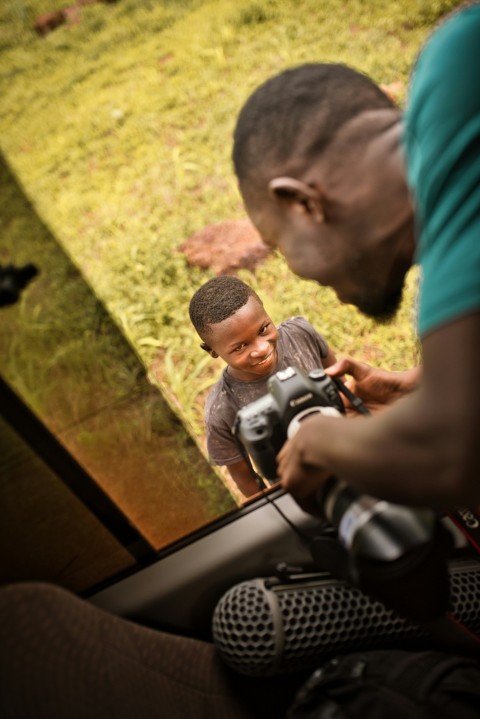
[
  {"x1": 189, "y1": 276, "x2": 279, "y2": 381},
  {"x1": 189, "y1": 275, "x2": 259, "y2": 340}
]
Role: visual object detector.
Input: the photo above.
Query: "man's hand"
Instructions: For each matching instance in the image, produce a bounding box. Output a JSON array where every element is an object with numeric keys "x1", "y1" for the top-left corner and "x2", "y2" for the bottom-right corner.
[
  {"x1": 277, "y1": 360, "x2": 422, "y2": 516},
  {"x1": 326, "y1": 357, "x2": 421, "y2": 414},
  {"x1": 277, "y1": 414, "x2": 334, "y2": 516}
]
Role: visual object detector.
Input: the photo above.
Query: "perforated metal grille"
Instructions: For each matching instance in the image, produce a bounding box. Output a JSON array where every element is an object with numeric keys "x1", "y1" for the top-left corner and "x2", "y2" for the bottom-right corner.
[
  {"x1": 450, "y1": 562, "x2": 480, "y2": 628},
  {"x1": 212, "y1": 561, "x2": 480, "y2": 676},
  {"x1": 277, "y1": 580, "x2": 423, "y2": 667},
  {"x1": 212, "y1": 579, "x2": 277, "y2": 676}
]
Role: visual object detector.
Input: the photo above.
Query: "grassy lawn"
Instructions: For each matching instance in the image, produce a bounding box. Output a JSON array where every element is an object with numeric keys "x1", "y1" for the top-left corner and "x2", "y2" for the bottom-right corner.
[{"x1": 0, "y1": 0, "x2": 460, "y2": 448}]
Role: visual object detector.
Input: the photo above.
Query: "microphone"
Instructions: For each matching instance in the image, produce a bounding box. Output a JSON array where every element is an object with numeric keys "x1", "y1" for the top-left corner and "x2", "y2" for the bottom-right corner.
[{"x1": 212, "y1": 559, "x2": 480, "y2": 677}]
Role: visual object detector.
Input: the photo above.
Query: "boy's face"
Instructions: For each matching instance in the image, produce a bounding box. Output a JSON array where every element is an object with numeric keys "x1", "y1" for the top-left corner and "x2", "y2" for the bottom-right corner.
[{"x1": 205, "y1": 296, "x2": 279, "y2": 381}]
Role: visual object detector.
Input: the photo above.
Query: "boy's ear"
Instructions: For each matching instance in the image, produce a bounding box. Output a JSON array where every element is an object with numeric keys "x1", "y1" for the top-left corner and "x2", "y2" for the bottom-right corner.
[
  {"x1": 268, "y1": 176, "x2": 325, "y2": 224},
  {"x1": 200, "y1": 342, "x2": 218, "y2": 358}
]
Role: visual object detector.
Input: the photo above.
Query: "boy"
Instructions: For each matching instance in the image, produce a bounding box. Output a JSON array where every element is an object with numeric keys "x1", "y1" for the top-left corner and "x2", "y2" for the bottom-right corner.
[{"x1": 189, "y1": 275, "x2": 336, "y2": 497}]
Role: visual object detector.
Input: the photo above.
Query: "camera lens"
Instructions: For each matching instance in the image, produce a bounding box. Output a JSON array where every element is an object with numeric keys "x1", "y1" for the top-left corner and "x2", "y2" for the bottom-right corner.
[
  {"x1": 287, "y1": 406, "x2": 342, "y2": 439},
  {"x1": 321, "y1": 479, "x2": 436, "y2": 562}
]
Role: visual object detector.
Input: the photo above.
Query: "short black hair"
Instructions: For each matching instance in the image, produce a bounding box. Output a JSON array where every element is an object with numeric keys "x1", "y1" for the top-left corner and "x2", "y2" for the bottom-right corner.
[
  {"x1": 233, "y1": 63, "x2": 395, "y2": 188},
  {"x1": 189, "y1": 276, "x2": 261, "y2": 338}
]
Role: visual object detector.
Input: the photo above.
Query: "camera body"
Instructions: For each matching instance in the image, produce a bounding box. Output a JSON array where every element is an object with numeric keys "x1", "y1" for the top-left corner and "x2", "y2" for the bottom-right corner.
[{"x1": 234, "y1": 366, "x2": 345, "y2": 481}]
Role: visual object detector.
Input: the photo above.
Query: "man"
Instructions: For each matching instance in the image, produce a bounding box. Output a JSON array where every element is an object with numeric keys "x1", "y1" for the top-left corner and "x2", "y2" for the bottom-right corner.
[{"x1": 232, "y1": 4, "x2": 480, "y2": 514}]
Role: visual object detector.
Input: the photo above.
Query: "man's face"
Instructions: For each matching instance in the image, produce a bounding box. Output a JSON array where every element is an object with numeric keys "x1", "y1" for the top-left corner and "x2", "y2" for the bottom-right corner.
[{"x1": 242, "y1": 118, "x2": 415, "y2": 322}]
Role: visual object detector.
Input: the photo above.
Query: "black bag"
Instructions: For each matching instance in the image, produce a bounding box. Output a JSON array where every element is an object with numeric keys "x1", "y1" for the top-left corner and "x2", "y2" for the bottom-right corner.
[{"x1": 287, "y1": 648, "x2": 480, "y2": 719}]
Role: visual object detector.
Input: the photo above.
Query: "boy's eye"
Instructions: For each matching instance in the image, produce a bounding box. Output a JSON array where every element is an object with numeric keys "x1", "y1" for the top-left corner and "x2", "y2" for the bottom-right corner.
[
  {"x1": 233, "y1": 344, "x2": 246, "y2": 353},
  {"x1": 259, "y1": 323, "x2": 270, "y2": 335}
]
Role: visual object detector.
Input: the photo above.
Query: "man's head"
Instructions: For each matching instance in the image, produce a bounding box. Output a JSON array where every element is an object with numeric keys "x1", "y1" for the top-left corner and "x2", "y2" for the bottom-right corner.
[
  {"x1": 233, "y1": 63, "x2": 416, "y2": 322},
  {"x1": 189, "y1": 275, "x2": 279, "y2": 381}
]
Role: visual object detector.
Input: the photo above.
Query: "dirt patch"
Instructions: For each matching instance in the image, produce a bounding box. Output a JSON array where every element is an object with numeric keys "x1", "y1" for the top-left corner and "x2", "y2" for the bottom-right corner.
[
  {"x1": 34, "y1": 0, "x2": 117, "y2": 36},
  {"x1": 178, "y1": 218, "x2": 272, "y2": 275}
]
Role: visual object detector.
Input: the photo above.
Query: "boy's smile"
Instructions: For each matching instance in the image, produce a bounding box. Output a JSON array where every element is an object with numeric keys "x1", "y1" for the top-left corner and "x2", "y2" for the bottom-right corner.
[{"x1": 205, "y1": 296, "x2": 279, "y2": 381}]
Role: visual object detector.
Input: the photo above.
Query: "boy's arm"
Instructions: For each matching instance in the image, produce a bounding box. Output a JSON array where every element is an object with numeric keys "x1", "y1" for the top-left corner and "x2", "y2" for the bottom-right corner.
[{"x1": 227, "y1": 460, "x2": 265, "y2": 498}]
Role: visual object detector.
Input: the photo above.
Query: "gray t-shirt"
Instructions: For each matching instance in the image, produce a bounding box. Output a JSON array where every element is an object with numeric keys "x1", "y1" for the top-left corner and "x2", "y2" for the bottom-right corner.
[{"x1": 204, "y1": 316, "x2": 330, "y2": 466}]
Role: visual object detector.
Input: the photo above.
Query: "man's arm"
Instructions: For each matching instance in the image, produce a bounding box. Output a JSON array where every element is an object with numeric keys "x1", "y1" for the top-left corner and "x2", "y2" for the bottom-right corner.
[{"x1": 278, "y1": 312, "x2": 480, "y2": 513}]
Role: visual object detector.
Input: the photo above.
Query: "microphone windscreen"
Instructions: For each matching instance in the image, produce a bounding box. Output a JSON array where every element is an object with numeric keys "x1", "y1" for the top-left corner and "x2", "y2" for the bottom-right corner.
[{"x1": 212, "y1": 560, "x2": 480, "y2": 676}]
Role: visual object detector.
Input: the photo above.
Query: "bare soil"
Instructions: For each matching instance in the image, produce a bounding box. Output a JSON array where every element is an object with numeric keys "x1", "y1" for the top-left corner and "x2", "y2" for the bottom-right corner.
[{"x1": 179, "y1": 218, "x2": 272, "y2": 275}]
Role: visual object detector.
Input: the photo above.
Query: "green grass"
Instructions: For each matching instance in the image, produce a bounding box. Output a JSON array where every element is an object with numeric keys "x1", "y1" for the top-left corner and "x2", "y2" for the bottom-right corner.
[{"x1": 0, "y1": 0, "x2": 460, "y2": 444}]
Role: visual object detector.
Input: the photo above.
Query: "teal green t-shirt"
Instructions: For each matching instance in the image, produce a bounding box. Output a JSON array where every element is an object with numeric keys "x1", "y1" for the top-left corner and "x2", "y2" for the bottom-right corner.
[{"x1": 404, "y1": 6, "x2": 480, "y2": 337}]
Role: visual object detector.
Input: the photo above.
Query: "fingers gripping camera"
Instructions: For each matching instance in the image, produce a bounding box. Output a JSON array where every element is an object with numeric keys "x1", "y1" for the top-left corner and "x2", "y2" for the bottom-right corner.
[{"x1": 233, "y1": 366, "x2": 345, "y2": 481}]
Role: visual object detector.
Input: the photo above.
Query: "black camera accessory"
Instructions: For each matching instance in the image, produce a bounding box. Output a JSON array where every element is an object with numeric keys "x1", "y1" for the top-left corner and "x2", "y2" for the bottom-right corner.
[
  {"x1": 313, "y1": 478, "x2": 453, "y2": 624},
  {"x1": 287, "y1": 647, "x2": 480, "y2": 719},
  {"x1": 0, "y1": 263, "x2": 38, "y2": 307},
  {"x1": 212, "y1": 560, "x2": 480, "y2": 677}
]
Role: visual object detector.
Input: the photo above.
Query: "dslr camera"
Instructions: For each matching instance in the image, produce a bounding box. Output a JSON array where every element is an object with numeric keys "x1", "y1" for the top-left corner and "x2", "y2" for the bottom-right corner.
[
  {"x1": 315, "y1": 476, "x2": 450, "y2": 622},
  {"x1": 233, "y1": 365, "x2": 345, "y2": 481},
  {"x1": 234, "y1": 365, "x2": 453, "y2": 626}
]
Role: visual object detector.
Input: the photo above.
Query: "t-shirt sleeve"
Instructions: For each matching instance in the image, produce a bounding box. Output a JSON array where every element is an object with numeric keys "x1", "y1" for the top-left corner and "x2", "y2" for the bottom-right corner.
[
  {"x1": 404, "y1": 7, "x2": 480, "y2": 336},
  {"x1": 284, "y1": 316, "x2": 330, "y2": 361},
  {"x1": 204, "y1": 387, "x2": 243, "y2": 467}
]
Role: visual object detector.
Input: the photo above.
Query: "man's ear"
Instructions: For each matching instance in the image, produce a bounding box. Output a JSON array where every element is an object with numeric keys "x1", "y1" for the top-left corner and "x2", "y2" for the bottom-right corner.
[
  {"x1": 200, "y1": 342, "x2": 218, "y2": 358},
  {"x1": 268, "y1": 176, "x2": 325, "y2": 224}
]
